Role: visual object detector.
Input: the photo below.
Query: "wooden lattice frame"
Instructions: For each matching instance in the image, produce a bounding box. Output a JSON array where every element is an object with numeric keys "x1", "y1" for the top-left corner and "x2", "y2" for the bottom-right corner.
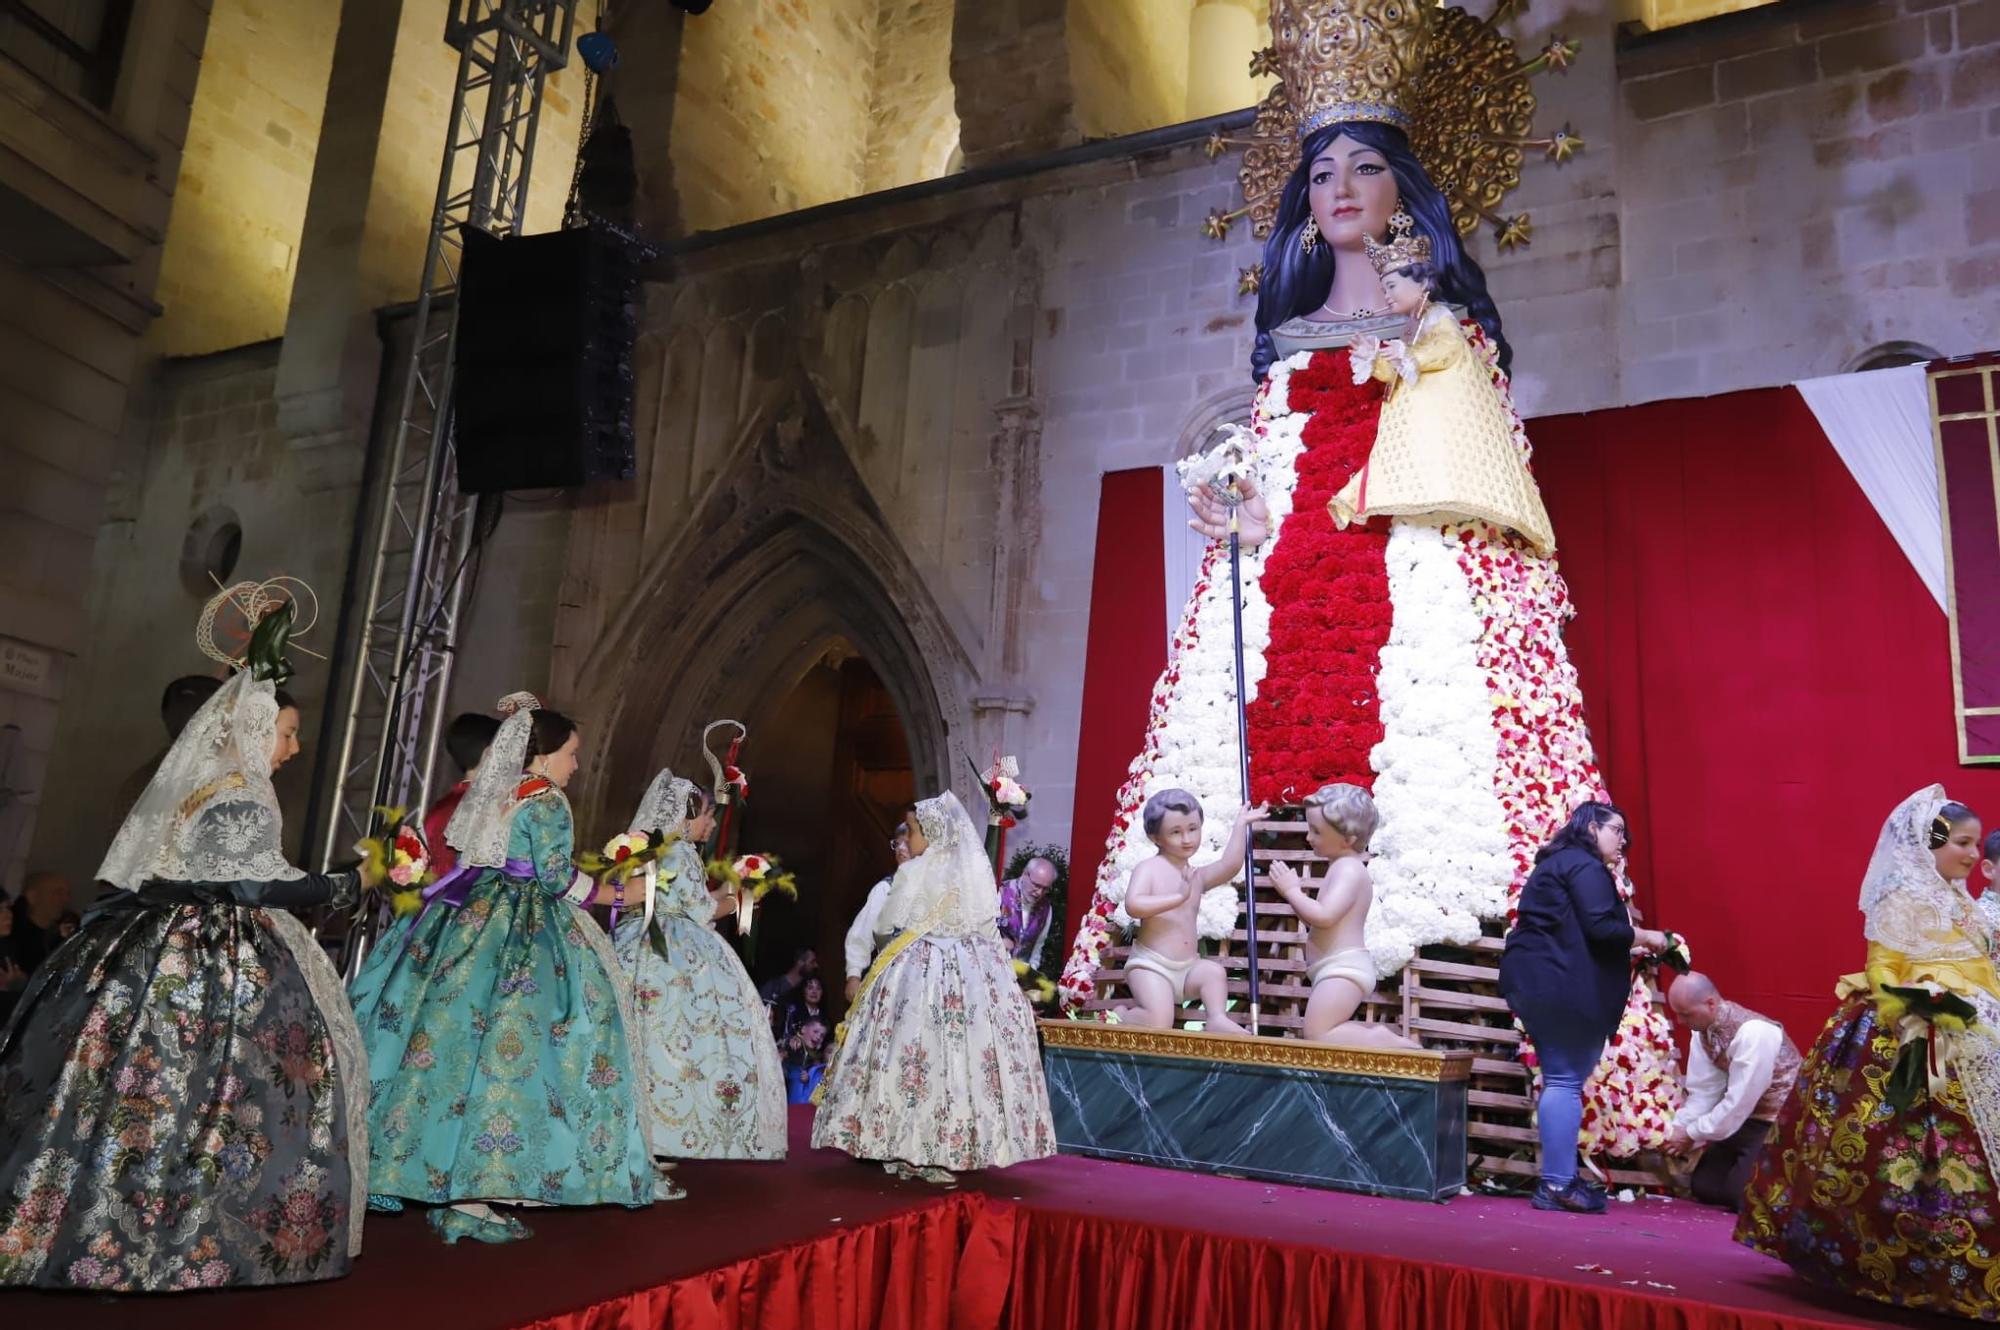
[{"x1": 1082, "y1": 811, "x2": 1673, "y2": 1189}]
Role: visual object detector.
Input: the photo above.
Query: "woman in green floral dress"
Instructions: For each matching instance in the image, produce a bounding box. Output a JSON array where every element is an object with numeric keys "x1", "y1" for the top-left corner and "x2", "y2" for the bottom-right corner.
[{"x1": 348, "y1": 694, "x2": 654, "y2": 1244}]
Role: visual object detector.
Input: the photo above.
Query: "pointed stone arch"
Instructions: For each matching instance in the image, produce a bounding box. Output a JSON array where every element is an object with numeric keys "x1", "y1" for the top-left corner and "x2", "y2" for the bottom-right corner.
[{"x1": 562, "y1": 375, "x2": 971, "y2": 833}]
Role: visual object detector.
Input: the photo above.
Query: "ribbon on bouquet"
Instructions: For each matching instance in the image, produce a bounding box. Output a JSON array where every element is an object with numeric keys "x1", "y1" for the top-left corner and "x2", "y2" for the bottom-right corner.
[{"x1": 418, "y1": 857, "x2": 534, "y2": 922}]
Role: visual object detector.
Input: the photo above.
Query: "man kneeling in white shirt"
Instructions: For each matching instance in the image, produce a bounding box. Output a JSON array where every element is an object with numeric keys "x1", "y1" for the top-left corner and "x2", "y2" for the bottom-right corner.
[
  {"x1": 843, "y1": 823, "x2": 912, "y2": 1003},
  {"x1": 1665, "y1": 972, "x2": 1803, "y2": 1210}
]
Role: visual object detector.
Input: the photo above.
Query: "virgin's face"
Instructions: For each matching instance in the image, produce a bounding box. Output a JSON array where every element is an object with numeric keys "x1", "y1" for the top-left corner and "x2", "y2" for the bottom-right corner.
[
  {"x1": 1935, "y1": 819, "x2": 1983, "y2": 882},
  {"x1": 1309, "y1": 135, "x2": 1399, "y2": 249},
  {"x1": 270, "y1": 707, "x2": 302, "y2": 774},
  {"x1": 540, "y1": 731, "x2": 581, "y2": 788}
]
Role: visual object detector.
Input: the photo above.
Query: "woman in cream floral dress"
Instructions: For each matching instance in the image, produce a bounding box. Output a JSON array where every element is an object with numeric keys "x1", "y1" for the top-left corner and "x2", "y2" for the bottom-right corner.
[{"x1": 812, "y1": 790, "x2": 1054, "y2": 1183}]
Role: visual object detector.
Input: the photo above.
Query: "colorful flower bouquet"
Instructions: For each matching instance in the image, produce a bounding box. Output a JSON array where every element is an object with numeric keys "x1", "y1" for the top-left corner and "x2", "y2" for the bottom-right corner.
[
  {"x1": 707, "y1": 851, "x2": 798, "y2": 937},
  {"x1": 355, "y1": 806, "x2": 432, "y2": 917},
  {"x1": 575, "y1": 828, "x2": 678, "y2": 886},
  {"x1": 1643, "y1": 930, "x2": 1693, "y2": 976},
  {"x1": 1012, "y1": 959, "x2": 1059, "y2": 1008}
]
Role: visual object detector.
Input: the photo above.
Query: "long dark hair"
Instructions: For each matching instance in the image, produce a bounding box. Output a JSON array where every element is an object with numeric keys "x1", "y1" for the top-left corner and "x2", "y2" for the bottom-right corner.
[
  {"x1": 1535, "y1": 800, "x2": 1627, "y2": 865},
  {"x1": 1252, "y1": 121, "x2": 1510, "y2": 382},
  {"x1": 524, "y1": 709, "x2": 578, "y2": 766}
]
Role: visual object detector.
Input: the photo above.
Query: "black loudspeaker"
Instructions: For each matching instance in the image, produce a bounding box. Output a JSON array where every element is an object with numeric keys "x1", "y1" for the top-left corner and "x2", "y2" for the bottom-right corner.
[{"x1": 452, "y1": 225, "x2": 639, "y2": 493}]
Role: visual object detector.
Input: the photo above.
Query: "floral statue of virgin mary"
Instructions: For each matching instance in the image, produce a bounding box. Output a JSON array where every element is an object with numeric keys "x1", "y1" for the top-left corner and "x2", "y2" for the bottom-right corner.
[{"x1": 1059, "y1": 0, "x2": 1682, "y2": 1158}]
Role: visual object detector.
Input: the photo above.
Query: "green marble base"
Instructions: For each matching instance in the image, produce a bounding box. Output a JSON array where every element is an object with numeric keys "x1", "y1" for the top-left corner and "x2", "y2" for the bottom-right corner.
[{"x1": 1040, "y1": 1022, "x2": 1471, "y2": 1202}]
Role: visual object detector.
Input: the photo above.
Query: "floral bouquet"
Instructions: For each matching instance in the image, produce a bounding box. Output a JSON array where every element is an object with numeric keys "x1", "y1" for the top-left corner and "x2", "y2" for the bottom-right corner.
[
  {"x1": 575, "y1": 828, "x2": 678, "y2": 886},
  {"x1": 1642, "y1": 930, "x2": 1693, "y2": 976},
  {"x1": 707, "y1": 851, "x2": 798, "y2": 938},
  {"x1": 971, "y1": 755, "x2": 1031, "y2": 875},
  {"x1": 355, "y1": 806, "x2": 432, "y2": 917},
  {"x1": 1012, "y1": 959, "x2": 1059, "y2": 1008}
]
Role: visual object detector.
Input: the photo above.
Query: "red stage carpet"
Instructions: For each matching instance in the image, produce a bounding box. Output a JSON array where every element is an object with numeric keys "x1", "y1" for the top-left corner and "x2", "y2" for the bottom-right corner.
[{"x1": 1, "y1": 1108, "x2": 1961, "y2": 1330}]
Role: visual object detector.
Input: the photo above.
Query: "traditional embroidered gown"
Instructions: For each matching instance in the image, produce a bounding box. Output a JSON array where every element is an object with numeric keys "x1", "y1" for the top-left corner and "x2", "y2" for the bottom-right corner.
[
  {"x1": 813, "y1": 792, "x2": 1056, "y2": 1172},
  {"x1": 613, "y1": 825, "x2": 787, "y2": 1160},
  {"x1": 1059, "y1": 316, "x2": 1683, "y2": 1159},
  {"x1": 0, "y1": 674, "x2": 369, "y2": 1291},
  {"x1": 349, "y1": 779, "x2": 652, "y2": 1208},
  {"x1": 1738, "y1": 786, "x2": 2000, "y2": 1319}
]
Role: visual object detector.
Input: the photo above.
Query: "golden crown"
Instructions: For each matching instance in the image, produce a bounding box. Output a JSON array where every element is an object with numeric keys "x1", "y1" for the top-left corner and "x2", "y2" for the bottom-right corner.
[
  {"x1": 1206, "y1": 1, "x2": 1586, "y2": 260},
  {"x1": 1272, "y1": 0, "x2": 1433, "y2": 135},
  {"x1": 1363, "y1": 211, "x2": 1434, "y2": 273}
]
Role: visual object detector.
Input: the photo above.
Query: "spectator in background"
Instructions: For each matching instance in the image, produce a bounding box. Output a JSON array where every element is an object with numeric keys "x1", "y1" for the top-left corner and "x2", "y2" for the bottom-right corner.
[
  {"x1": 783, "y1": 1017, "x2": 830, "y2": 1104},
  {"x1": 424, "y1": 711, "x2": 503, "y2": 878},
  {"x1": 844, "y1": 824, "x2": 911, "y2": 1002},
  {"x1": 779, "y1": 976, "x2": 827, "y2": 1047},
  {"x1": 758, "y1": 946, "x2": 818, "y2": 1014},
  {"x1": 6, "y1": 871, "x2": 76, "y2": 982},
  {"x1": 997, "y1": 856, "x2": 1059, "y2": 967},
  {"x1": 115, "y1": 675, "x2": 225, "y2": 818},
  {"x1": 0, "y1": 898, "x2": 25, "y2": 1024}
]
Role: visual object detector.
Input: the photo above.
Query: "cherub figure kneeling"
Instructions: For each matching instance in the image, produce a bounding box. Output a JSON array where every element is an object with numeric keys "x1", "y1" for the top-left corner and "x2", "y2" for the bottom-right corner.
[
  {"x1": 1266, "y1": 783, "x2": 1420, "y2": 1049},
  {"x1": 1122, "y1": 789, "x2": 1265, "y2": 1037}
]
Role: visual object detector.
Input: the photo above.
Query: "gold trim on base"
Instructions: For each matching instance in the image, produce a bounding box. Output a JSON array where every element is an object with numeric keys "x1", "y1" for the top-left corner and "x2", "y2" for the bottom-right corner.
[{"x1": 1039, "y1": 1020, "x2": 1472, "y2": 1083}]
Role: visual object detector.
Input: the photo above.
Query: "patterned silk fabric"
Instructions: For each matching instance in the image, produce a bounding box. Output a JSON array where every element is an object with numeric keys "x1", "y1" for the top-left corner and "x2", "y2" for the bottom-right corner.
[
  {"x1": 1737, "y1": 995, "x2": 2000, "y2": 1318},
  {"x1": 350, "y1": 787, "x2": 653, "y2": 1208},
  {"x1": 0, "y1": 874, "x2": 365, "y2": 1291},
  {"x1": 612, "y1": 839, "x2": 787, "y2": 1160},
  {"x1": 1328, "y1": 310, "x2": 1555, "y2": 556},
  {"x1": 811, "y1": 931, "x2": 1056, "y2": 1172}
]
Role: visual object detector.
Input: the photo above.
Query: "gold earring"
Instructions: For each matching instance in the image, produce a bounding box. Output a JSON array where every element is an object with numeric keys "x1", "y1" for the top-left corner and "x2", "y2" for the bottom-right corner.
[
  {"x1": 1300, "y1": 217, "x2": 1319, "y2": 255},
  {"x1": 1388, "y1": 207, "x2": 1414, "y2": 237}
]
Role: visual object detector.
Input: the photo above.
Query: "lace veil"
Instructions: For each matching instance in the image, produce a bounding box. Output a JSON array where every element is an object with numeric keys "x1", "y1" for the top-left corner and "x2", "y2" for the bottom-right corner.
[
  {"x1": 878, "y1": 790, "x2": 1000, "y2": 938},
  {"x1": 1859, "y1": 783, "x2": 1984, "y2": 961},
  {"x1": 630, "y1": 767, "x2": 699, "y2": 839},
  {"x1": 97, "y1": 670, "x2": 302, "y2": 890},
  {"x1": 445, "y1": 691, "x2": 542, "y2": 869}
]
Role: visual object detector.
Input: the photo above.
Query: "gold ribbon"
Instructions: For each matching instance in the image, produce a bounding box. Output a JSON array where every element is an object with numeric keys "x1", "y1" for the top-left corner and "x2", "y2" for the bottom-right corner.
[
  {"x1": 1837, "y1": 944, "x2": 2000, "y2": 1097},
  {"x1": 810, "y1": 927, "x2": 923, "y2": 1107}
]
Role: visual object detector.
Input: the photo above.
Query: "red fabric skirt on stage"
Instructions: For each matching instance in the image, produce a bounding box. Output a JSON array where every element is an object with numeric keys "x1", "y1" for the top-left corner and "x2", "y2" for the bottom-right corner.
[{"x1": 1736, "y1": 993, "x2": 2000, "y2": 1320}]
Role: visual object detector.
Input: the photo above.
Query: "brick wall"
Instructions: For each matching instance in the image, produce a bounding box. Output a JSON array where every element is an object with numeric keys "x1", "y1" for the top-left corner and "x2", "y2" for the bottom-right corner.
[
  {"x1": 952, "y1": 0, "x2": 1078, "y2": 166},
  {"x1": 862, "y1": 0, "x2": 960, "y2": 193},
  {"x1": 151, "y1": 0, "x2": 583, "y2": 357},
  {"x1": 1069, "y1": 0, "x2": 1194, "y2": 139},
  {"x1": 1613, "y1": 0, "x2": 2000, "y2": 400},
  {"x1": 671, "y1": 0, "x2": 886, "y2": 232}
]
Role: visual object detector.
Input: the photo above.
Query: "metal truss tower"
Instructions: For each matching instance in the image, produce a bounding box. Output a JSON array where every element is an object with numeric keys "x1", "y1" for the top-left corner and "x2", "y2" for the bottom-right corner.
[{"x1": 318, "y1": 0, "x2": 576, "y2": 891}]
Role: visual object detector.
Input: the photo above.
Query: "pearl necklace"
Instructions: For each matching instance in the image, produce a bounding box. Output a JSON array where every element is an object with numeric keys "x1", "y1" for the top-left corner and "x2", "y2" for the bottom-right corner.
[{"x1": 1317, "y1": 299, "x2": 1381, "y2": 319}]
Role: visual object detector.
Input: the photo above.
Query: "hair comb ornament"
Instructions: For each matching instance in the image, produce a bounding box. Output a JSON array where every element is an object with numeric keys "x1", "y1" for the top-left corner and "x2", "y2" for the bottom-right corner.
[
  {"x1": 496, "y1": 691, "x2": 542, "y2": 717},
  {"x1": 196, "y1": 577, "x2": 322, "y2": 684}
]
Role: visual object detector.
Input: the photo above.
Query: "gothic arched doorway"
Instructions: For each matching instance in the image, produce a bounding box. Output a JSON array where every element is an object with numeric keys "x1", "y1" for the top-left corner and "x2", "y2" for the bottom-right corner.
[{"x1": 733, "y1": 643, "x2": 913, "y2": 1002}]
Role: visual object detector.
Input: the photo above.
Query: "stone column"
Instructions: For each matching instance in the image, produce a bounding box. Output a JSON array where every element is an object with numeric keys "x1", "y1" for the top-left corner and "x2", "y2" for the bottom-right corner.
[
  {"x1": 1187, "y1": 0, "x2": 1268, "y2": 119},
  {"x1": 596, "y1": 0, "x2": 686, "y2": 239},
  {"x1": 273, "y1": 0, "x2": 407, "y2": 488},
  {"x1": 952, "y1": 0, "x2": 1078, "y2": 167}
]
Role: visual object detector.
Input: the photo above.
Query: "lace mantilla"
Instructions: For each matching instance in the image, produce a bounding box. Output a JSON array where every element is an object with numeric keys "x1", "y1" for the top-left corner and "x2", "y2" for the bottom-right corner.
[
  {"x1": 97, "y1": 671, "x2": 303, "y2": 890},
  {"x1": 880, "y1": 791, "x2": 1000, "y2": 939}
]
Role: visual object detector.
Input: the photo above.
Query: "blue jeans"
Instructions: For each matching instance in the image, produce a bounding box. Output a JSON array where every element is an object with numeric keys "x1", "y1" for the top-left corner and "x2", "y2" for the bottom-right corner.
[{"x1": 1515, "y1": 1001, "x2": 1609, "y2": 1188}]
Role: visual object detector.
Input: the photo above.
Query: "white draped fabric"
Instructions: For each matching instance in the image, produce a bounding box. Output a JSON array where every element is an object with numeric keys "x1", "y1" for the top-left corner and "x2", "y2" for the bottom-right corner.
[{"x1": 1794, "y1": 365, "x2": 1943, "y2": 610}]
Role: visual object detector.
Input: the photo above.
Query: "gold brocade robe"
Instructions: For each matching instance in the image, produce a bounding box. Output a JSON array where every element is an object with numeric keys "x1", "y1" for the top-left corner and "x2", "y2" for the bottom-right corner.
[{"x1": 1328, "y1": 309, "x2": 1556, "y2": 556}]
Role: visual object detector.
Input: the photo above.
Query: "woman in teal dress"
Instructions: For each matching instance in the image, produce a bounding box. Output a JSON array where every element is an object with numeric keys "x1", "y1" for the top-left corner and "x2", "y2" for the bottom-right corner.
[
  {"x1": 348, "y1": 693, "x2": 654, "y2": 1243},
  {"x1": 612, "y1": 770, "x2": 787, "y2": 1165}
]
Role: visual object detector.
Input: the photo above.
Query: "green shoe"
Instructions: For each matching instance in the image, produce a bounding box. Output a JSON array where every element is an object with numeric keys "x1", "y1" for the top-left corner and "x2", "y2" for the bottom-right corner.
[{"x1": 428, "y1": 1205, "x2": 532, "y2": 1244}]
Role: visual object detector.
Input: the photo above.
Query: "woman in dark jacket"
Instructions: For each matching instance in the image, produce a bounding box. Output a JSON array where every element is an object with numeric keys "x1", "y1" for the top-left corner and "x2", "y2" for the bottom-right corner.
[{"x1": 1499, "y1": 802, "x2": 1669, "y2": 1214}]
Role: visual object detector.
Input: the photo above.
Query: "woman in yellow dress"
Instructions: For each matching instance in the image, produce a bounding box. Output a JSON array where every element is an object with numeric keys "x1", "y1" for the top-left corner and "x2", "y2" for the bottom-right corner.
[
  {"x1": 1328, "y1": 213, "x2": 1554, "y2": 556},
  {"x1": 1737, "y1": 787, "x2": 2000, "y2": 1318}
]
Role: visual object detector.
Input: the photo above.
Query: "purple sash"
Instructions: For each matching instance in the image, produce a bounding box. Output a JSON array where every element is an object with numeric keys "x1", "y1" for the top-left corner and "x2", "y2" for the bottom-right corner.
[{"x1": 417, "y1": 856, "x2": 535, "y2": 921}]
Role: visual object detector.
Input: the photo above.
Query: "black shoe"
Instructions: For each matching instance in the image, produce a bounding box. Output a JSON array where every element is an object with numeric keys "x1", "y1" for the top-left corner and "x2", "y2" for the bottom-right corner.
[{"x1": 1531, "y1": 1180, "x2": 1608, "y2": 1214}]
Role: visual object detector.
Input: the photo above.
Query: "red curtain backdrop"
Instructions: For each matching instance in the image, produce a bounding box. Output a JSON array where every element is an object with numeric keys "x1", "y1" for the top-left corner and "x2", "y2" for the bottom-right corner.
[
  {"x1": 1531, "y1": 385, "x2": 2000, "y2": 1042},
  {"x1": 1065, "y1": 468, "x2": 1167, "y2": 950}
]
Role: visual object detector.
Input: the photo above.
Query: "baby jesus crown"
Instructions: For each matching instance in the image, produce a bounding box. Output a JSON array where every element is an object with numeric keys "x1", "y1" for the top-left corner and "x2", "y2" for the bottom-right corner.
[{"x1": 1362, "y1": 211, "x2": 1433, "y2": 274}]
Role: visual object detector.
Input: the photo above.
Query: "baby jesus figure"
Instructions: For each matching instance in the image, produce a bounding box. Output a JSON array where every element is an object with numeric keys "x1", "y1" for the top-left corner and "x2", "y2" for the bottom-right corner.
[
  {"x1": 1122, "y1": 789, "x2": 1266, "y2": 1036},
  {"x1": 1327, "y1": 213, "x2": 1555, "y2": 557},
  {"x1": 1265, "y1": 783, "x2": 1420, "y2": 1049}
]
